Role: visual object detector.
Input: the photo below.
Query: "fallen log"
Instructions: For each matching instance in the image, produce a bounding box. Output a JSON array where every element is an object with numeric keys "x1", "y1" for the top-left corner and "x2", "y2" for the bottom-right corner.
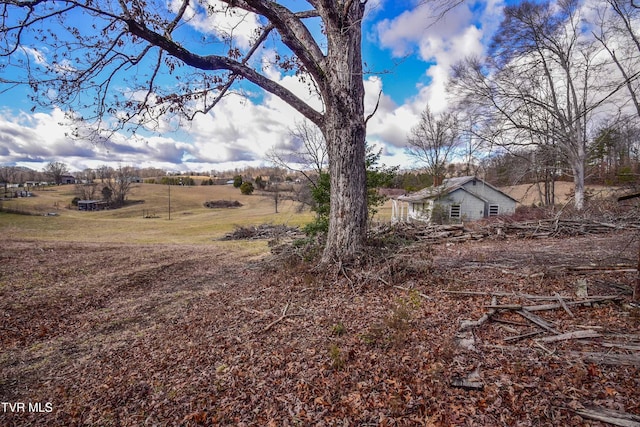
[
  {"x1": 599, "y1": 342, "x2": 640, "y2": 351},
  {"x1": 451, "y1": 365, "x2": 484, "y2": 391},
  {"x1": 568, "y1": 265, "x2": 637, "y2": 273},
  {"x1": 450, "y1": 377, "x2": 484, "y2": 391}
]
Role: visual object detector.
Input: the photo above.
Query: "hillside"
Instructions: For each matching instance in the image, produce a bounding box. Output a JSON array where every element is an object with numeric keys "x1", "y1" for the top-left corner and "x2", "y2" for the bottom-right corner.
[
  {"x1": 0, "y1": 183, "x2": 313, "y2": 245},
  {"x1": 501, "y1": 181, "x2": 620, "y2": 206}
]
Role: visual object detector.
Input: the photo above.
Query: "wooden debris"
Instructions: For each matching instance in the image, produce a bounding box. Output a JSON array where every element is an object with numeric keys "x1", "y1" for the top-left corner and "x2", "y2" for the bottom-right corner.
[
  {"x1": 263, "y1": 303, "x2": 304, "y2": 332},
  {"x1": 444, "y1": 290, "x2": 516, "y2": 297},
  {"x1": 516, "y1": 310, "x2": 559, "y2": 334},
  {"x1": 451, "y1": 365, "x2": 484, "y2": 391},
  {"x1": 221, "y1": 224, "x2": 303, "y2": 241},
  {"x1": 492, "y1": 317, "x2": 529, "y2": 327},
  {"x1": 573, "y1": 405, "x2": 640, "y2": 427},
  {"x1": 451, "y1": 376, "x2": 484, "y2": 391},
  {"x1": 537, "y1": 329, "x2": 601, "y2": 343},
  {"x1": 445, "y1": 290, "x2": 573, "y2": 301},
  {"x1": 599, "y1": 342, "x2": 640, "y2": 351},
  {"x1": 503, "y1": 330, "x2": 544, "y2": 343},
  {"x1": 533, "y1": 340, "x2": 555, "y2": 355},
  {"x1": 568, "y1": 265, "x2": 636, "y2": 273},
  {"x1": 484, "y1": 295, "x2": 622, "y2": 312},
  {"x1": 460, "y1": 296, "x2": 497, "y2": 330},
  {"x1": 576, "y1": 278, "x2": 589, "y2": 299},
  {"x1": 484, "y1": 304, "x2": 523, "y2": 310},
  {"x1": 570, "y1": 351, "x2": 640, "y2": 366},
  {"x1": 372, "y1": 217, "x2": 640, "y2": 245},
  {"x1": 556, "y1": 292, "x2": 574, "y2": 317},
  {"x1": 496, "y1": 324, "x2": 519, "y2": 334}
]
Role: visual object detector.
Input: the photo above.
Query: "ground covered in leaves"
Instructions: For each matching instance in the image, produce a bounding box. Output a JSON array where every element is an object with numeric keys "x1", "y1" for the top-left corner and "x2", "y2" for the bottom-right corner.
[{"x1": 1, "y1": 231, "x2": 639, "y2": 426}]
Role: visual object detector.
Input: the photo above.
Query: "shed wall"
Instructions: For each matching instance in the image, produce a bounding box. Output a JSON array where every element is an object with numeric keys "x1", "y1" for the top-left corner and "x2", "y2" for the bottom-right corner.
[
  {"x1": 433, "y1": 189, "x2": 485, "y2": 221},
  {"x1": 460, "y1": 181, "x2": 516, "y2": 215}
]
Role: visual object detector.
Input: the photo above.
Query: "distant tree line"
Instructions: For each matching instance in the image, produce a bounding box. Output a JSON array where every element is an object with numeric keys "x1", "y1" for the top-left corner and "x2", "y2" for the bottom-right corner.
[{"x1": 481, "y1": 121, "x2": 640, "y2": 190}]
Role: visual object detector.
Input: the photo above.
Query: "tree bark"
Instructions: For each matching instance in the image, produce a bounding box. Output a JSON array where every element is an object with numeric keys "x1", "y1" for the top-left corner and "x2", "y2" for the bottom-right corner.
[
  {"x1": 320, "y1": 2, "x2": 368, "y2": 264},
  {"x1": 571, "y1": 157, "x2": 585, "y2": 211}
]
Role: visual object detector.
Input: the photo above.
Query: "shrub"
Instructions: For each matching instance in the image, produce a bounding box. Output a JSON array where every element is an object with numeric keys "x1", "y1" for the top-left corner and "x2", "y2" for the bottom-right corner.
[
  {"x1": 254, "y1": 176, "x2": 266, "y2": 190},
  {"x1": 303, "y1": 146, "x2": 397, "y2": 236},
  {"x1": 240, "y1": 181, "x2": 254, "y2": 195}
]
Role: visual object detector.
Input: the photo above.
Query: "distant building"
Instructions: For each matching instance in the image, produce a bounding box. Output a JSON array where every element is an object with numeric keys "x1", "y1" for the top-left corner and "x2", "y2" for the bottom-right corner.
[
  {"x1": 60, "y1": 175, "x2": 76, "y2": 185},
  {"x1": 392, "y1": 176, "x2": 517, "y2": 224},
  {"x1": 77, "y1": 200, "x2": 107, "y2": 211}
]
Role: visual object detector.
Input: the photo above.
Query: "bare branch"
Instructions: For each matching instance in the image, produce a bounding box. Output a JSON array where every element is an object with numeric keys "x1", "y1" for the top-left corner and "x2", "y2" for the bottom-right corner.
[
  {"x1": 124, "y1": 18, "x2": 323, "y2": 125},
  {"x1": 364, "y1": 89, "x2": 381, "y2": 125}
]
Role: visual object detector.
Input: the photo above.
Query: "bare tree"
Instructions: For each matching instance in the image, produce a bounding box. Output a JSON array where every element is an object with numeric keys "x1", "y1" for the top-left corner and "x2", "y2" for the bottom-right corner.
[
  {"x1": 269, "y1": 120, "x2": 327, "y2": 180},
  {"x1": 0, "y1": 166, "x2": 17, "y2": 196},
  {"x1": 456, "y1": 114, "x2": 485, "y2": 177},
  {"x1": 43, "y1": 162, "x2": 69, "y2": 185},
  {"x1": 74, "y1": 181, "x2": 100, "y2": 201},
  {"x1": 406, "y1": 106, "x2": 460, "y2": 186},
  {"x1": 1, "y1": 0, "x2": 373, "y2": 264},
  {"x1": 96, "y1": 165, "x2": 114, "y2": 184},
  {"x1": 450, "y1": 0, "x2": 618, "y2": 210},
  {"x1": 106, "y1": 165, "x2": 138, "y2": 207},
  {"x1": 594, "y1": 0, "x2": 640, "y2": 119},
  {"x1": 79, "y1": 168, "x2": 97, "y2": 183},
  {"x1": 268, "y1": 120, "x2": 327, "y2": 211}
]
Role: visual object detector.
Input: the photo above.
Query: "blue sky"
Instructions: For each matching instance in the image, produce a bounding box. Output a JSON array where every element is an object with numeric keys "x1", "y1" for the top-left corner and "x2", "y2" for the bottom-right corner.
[{"x1": 0, "y1": 0, "x2": 506, "y2": 173}]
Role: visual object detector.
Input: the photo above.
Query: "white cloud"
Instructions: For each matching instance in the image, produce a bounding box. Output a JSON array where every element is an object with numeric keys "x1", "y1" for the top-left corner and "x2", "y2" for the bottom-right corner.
[
  {"x1": 183, "y1": 93, "x2": 297, "y2": 165},
  {"x1": 364, "y1": 76, "x2": 423, "y2": 154},
  {"x1": 0, "y1": 1, "x2": 517, "y2": 173},
  {"x1": 168, "y1": 0, "x2": 262, "y2": 50},
  {"x1": 374, "y1": 0, "x2": 504, "y2": 115},
  {"x1": 376, "y1": 2, "x2": 474, "y2": 57},
  {"x1": 21, "y1": 46, "x2": 48, "y2": 66}
]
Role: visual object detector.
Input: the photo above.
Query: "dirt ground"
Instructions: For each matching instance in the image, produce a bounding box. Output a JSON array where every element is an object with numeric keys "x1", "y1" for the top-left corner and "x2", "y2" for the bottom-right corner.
[{"x1": 1, "y1": 231, "x2": 639, "y2": 426}]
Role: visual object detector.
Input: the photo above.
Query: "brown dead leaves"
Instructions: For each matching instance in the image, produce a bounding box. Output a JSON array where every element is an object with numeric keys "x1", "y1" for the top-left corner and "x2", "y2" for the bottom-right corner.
[{"x1": 0, "y1": 232, "x2": 639, "y2": 425}]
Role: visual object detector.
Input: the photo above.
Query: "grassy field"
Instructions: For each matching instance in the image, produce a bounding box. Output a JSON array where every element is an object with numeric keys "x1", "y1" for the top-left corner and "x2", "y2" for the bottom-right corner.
[
  {"x1": 0, "y1": 180, "x2": 620, "y2": 249},
  {"x1": 0, "y1": 183, "x2": 314, "y2": 250}
]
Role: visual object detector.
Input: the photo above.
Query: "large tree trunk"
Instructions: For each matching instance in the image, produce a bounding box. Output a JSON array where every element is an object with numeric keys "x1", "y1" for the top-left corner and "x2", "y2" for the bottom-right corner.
[
  {"x1": 322, "y1": 110, "x2": 368, "y2": 264},
  {"x1": 320, "y1": 2, "x2": 368, "y2": 264}
]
